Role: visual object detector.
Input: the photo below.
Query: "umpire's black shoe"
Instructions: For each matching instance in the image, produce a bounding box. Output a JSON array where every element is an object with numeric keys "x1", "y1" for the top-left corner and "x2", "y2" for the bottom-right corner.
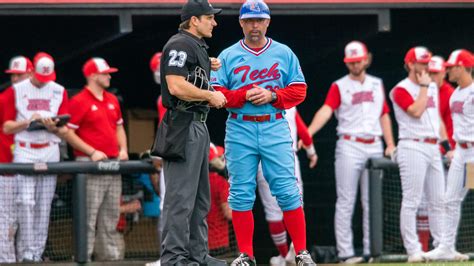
[
  {"x1": 295, "y1": 250, "x2": 317, "y2": 266},
  {"x1": 202, "y1": 255, "x2": 228, "y2": 265},
  {"x1": 230, "y1": 253, "x2": 256, "y2": 266}
]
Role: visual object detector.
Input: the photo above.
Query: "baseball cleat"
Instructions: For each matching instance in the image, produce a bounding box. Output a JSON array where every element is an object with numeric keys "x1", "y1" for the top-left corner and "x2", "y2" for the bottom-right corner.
[
  {"x1": 340, "y1": 256, "x2": 364, "y2": 264},
  {"x1": 295, "y1": 250, "x2": 317, "y2": 266},
  {"x1": 269, "y1": 255, "x2": 286, "y2": 266},
  {"x1": 407, "y1": 251, "x2": 426, "y2": 263},
  {"x1": 231, "y1": 253, "x2": 256, "y2": 266}
]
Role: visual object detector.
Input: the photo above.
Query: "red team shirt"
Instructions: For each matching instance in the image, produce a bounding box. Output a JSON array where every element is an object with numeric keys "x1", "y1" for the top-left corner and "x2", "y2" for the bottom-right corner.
[
  {"x1": 0, "y1": 91, "x2": 14, "y2": 163},
  {"x1": 324, "y1": 83, "x2": 390, "y2": 114},
  {"x1": 67, "y1": 88, "x2": 123, "y2": 157},
  {"x1": 207, "y1": 172, "x2": 230, "y2": 250}
]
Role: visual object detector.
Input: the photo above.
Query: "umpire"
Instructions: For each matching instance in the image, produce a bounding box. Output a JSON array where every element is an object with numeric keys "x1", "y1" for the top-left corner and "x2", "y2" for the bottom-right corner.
[{"x1": 156, "y1": 0, "x2": 227, "y2": 265}]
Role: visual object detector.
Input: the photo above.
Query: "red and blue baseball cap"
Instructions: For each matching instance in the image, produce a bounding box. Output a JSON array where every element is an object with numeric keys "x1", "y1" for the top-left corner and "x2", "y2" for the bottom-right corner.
[
  {"x1": 33, "y1": 52, "x2": 56, "y2": 83},
  {"x1": 240, "y1": 0, "x2": 270, "y2": 19},
  {"x1": 150, "y1": 52, "x2": 162, "y2": 73}
]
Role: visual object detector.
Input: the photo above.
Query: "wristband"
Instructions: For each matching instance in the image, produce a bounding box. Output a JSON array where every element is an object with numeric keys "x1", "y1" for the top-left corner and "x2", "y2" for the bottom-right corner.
[
  {"x1": 440, "y1": 140, "x2": 451, "y2": 152},
  {"x1": 419, "y1": 83, "x2": 429, "y2": 87},
  {"x1": 89, "y1": 149, "x2": 96, "y2": 157},
  {"x1": 305, "y1": 145, "x2": 316, "y2": 157}
]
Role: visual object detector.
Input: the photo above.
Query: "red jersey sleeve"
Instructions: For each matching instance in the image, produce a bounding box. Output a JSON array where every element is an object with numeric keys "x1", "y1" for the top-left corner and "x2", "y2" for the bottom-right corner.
[
  {"x1": 382, "y1": 100, "x2": 390, "y2": 115},
  {"x1": 2, "y1": 87, "x2": 17, "y2": 122},
  {"x1": 392, "y1": 87, "x2": 414, "y2": 112},
  {"x1": 67, "y1": 96, "x2": 87, "y2": 129},
  {"x1": 57, "y1": 89, "x2": 69, "y2": 115},
  {"x1": 324, "y1": 83, "x2": 341, "y2": 110},
  {"x1": 212, "y1": 85, "x2": 248, "y2": 109},
  {"x1": 271, "y1": 83, "x2": 307, "y2": 110},
  {"x1": 295, "y1": 111, "x2": 313, "y2": 146}
]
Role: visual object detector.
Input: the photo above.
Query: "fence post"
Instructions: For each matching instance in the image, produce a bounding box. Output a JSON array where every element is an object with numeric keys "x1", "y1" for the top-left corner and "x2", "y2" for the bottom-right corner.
[
  {"x1": 368, "y1": 160, "x2": 384, "y2": 258},
  {"x1": 72, "y1": 173, "x2": 88, "y2": 263}
]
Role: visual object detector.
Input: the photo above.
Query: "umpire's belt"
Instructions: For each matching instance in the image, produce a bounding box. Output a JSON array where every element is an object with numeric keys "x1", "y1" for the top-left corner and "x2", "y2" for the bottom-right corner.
[
  {"x1": 230, "y1": 112, "x2": 283, "y2": 122},
  {"x1": 193, "y1": 112, "x2": 208, "y2": 122}
]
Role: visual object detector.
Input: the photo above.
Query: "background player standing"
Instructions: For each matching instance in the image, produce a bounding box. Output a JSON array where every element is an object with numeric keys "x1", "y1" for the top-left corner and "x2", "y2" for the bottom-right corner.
[
  {"x1": 152, "y1": 0, "x2": 227, "y2": 265},
  {"x1": 0, "y1": 55, "x2": 33, "y2": 263},
  {"x1": 211, "y1": 1, "x2": 316, "y2": 265},
  {"x1": 389, "y1": 46, "x2": 448, "y2": 262},
  {"x1": 2, "y1": 52, "x2": 69, "y2": 262},
  {"x1": 256, "y1": 106, "x2": 317, "y2": 266},
  {"x1": 65, "y1": 57, "x2": 127, "y2": 261},
  {"x1": 307, "y1": 41, "x2": 395, "y2": 263},
  {"x1": 423, "y1": 49, "x2": 473, "y2": 262}
]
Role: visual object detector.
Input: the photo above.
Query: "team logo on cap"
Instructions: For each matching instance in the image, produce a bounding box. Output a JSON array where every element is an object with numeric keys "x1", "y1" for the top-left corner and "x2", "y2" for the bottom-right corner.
[
  {"x1": 250, "y1": 2, "x2": 261, "y2": 11},
  {"x1": 42, "y1": 66, "x2": 51, "y2": 74}
]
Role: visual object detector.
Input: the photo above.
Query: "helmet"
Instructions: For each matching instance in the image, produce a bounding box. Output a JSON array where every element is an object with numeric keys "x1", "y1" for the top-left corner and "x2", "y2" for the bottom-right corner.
[{"x1": 240, "y1": 0, "x2": 270, "y2": 20}]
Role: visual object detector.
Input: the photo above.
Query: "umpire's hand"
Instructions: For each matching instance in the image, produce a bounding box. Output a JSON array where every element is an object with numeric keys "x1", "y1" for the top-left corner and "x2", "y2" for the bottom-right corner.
[{"x1": 208, "y1": 91, "x2": 227, "y2": 109}]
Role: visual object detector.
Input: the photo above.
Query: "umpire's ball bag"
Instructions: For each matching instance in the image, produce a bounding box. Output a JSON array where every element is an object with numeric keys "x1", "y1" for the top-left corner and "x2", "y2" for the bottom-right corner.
[{"x1": 151, "y1": 109, "x2": 193, "y2": 162}]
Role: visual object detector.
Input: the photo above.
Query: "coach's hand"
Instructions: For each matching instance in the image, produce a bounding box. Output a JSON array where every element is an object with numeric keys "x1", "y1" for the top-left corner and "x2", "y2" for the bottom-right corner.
[
  {"x1": 208, "y1": 91, "x2": 227, "y2": 109},
  {"x1": 385, "y1": 144, "x2": 396, "y2": 157},
  {"x1": 41, "y1": 117, "x2": 60, "y2": 133},
  {"x1": 119, "y1": 149, "x2": 129, "y2": 161},
  {"x1": 247, "y1": 85, "x2": 272, "y2": 105}
]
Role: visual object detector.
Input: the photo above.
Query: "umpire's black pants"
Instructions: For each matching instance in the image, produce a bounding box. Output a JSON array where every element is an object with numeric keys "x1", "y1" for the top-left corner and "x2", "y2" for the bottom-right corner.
[{"x1": 160, "y1": 120, "x2": 210, "y2": 265}]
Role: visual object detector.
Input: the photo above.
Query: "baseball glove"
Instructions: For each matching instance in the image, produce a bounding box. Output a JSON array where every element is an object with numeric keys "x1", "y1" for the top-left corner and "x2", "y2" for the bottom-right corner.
[{"x1": 176, "y1": 66, "x2": 214, "y2": 111}]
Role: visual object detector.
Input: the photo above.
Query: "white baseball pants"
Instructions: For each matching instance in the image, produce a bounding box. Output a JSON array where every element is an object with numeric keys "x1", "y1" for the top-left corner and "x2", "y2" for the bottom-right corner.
[
  {"x1": 334, "y1": 138, "x2": 383, "y2": 258},
  {"x1": 440, "y1": 147, "x2": 473, "y2": 250},
  {"x1": 14, "y1": 144, "x2": 59, "y2": 261},
  {"x1": 397, "y1": 140, "x2": 445, "y2": 255}
]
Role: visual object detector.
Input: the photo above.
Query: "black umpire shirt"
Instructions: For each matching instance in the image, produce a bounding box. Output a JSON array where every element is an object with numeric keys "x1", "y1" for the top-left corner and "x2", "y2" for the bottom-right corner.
[{"x1": 160, "y1": 30, "x2": 211, "y2": 114}]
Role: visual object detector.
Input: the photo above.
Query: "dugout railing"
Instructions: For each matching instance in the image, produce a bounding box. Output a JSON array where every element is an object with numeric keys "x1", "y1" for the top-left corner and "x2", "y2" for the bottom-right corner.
[
  {"x1": 367, "y1": 157, "x2": 474, "y2": 262},
  {"x1": 0, "y1": 160, "x2": 156, "y2": 264}
]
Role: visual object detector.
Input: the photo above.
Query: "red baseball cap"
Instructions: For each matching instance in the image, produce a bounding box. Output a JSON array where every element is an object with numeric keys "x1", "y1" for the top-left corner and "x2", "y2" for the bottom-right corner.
[
  {"x1": 82, "y1": 57, "x2": 118, "y2": 77},
  {"x1": 428, "y1": 56, "x2": 446, "y2": 73},
  {"x1": 404, "y1": 46, "x2": 432, "y2": 64},
  {"x1": 150, "y1": 52, "x2": 162, "y2": 73},
  {"x1": 343, "y1": 41, "x2": 368, "y2": 63},
  {"x1": 444, "y1": 49, "x2": 474, "y2": 68},
  {"x1": 5, "y1": 56, "x2": 33, "y2": 74},
  {"x1": 33, "y1": 52, "x2": 56, "y2": 83}
]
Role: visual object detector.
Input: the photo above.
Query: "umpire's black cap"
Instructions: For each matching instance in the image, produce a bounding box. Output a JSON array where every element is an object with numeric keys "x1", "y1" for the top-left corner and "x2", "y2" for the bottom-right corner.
[{"x1": 181, "y1": 0, "x2": 222, "y2": 22}]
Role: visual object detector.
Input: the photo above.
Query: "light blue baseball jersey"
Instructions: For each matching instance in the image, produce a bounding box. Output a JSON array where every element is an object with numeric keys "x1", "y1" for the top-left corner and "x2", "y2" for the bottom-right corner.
[{"x1": 211, "y1": 38, "x2": 306, "y2": 114}]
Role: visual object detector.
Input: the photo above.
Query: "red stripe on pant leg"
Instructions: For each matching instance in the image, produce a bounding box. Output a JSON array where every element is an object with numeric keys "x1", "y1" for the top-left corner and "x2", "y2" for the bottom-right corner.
[
  {"x1": 283, "y1": 207, "x2": 307, "y2": 254},
  {"x1": 232, "y1": 210, "x2": 254, "y2": 258}
]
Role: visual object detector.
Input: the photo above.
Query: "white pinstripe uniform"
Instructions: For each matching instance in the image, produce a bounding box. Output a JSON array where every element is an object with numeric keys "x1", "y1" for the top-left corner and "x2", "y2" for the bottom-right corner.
[
  {"x1": 11, "y1": 78, "x2": 67, "y2": 261},
  {"x1": 442, "y1": 82, "x2": 474, "y2": 250},
  {"x1": 331, "y1": 75, "x2": 385, "y2": 258},
  {"x1": 257, "y1": 107, "x2": 303, "y2": 223},
  {"x1": 390, "y1": 79, "x2": 445, "y2": 255}
]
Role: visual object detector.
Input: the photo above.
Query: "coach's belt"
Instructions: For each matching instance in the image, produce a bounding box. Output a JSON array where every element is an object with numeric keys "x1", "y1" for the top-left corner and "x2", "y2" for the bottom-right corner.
[
  {"x1": 230, "y1": 112, "x2": 283, "y2": 122},
  {"x1": 459, "y1": 142, "x2": 474, "y2": 149},
  {"x1": 18, "y1": 141, "x2": 51, "y2": 149},
  {"x1": 402, "y1": 138, "x2": 438, "y2": 144},
  {"x1": 193, "y1": 112, "x2": 208, "y2": 122},
  {"x1": 342, "y1": 135, "x2": 377, "y2": 144}
]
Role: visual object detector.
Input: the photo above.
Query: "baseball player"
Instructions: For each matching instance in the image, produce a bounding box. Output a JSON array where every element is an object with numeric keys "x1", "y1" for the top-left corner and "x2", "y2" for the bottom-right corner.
[
  {"x1": 307, "y1": 41, "x2": 395, "y2": 263},
  {"x1": 415, "y1": 55, "x2": 455, "y2": 252},
  {"x1": 2, "y1": 52, "x2": 69, "y2": 262},
  {"x1": 256, "y1": 106, "x2": 316, "y2": 266},
  {"x1": 423, "y1": 49, "x2": 473, "y2": 261},
  {"x1": 389, "y1": 46, "x2": 449, "y2": 262},
  {"x1": 65, "y1": 57, "x2": 127, "y2": 261},
  {"x1": 152, "y1": 1, "x2": 227, "y2": 265},
  {"x1": 211, "y1": 1, "x2": 316, "y2": 265},
  {"x1": 0, "y1": 55, "x2": 33, "y2": 263}
]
